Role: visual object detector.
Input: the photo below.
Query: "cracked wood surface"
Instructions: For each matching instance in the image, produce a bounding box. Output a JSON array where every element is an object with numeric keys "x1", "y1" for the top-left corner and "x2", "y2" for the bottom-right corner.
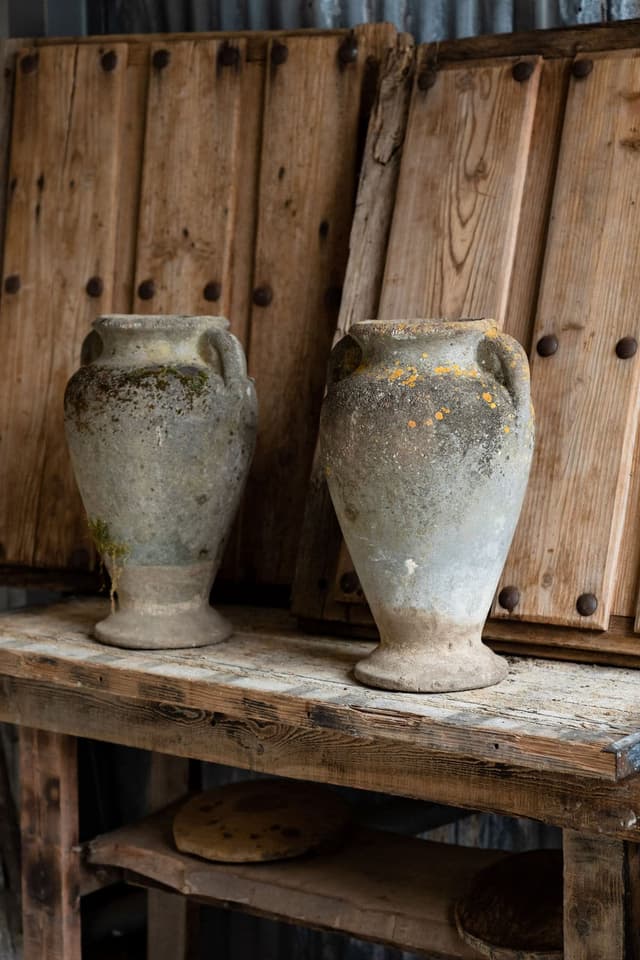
[{"x1": 0, "y1": 599, "x2": 640, "y2": 782}]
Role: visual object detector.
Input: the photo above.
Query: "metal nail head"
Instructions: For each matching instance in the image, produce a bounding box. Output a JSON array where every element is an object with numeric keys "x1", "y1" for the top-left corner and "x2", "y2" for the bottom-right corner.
[
  {"x1": 512, "y1": 61, "x2": 535, "y2": 83},
  {"x1": 536, "y1": 334, "x2": 558, "y2": 358},
  {"x1": 86, "y1": 276, "x2": 103, "y2": 298},
  {"x1": 271, "y1": 42, "x2": 288, "y2": 66},
  {"x1": 572, "y1": 59, "x2": 593, "y2": 79},
  {"x1": 253, "y1": 285, "x2": 272, "y2": 307},
  {"x1": 498, "y1": 586, "x2": 520, "y2": 612},
  {"x1": 203, "y1": 281, "x2": 222, "y2": 303},
  {"x1": 101, "y1": 50, "x2": 118, "y2": 72},
  {"x1": 138, "y1": 279, "x2": 155, "y2": 300},
  {"x1": 340, "y1": 571, "x2": 361, "y2": 594},
  {"x1": 576, "y1": 593, "x2": 598, "y2": 617},
  {"x1": 616, "y1": 336, "x2": 637, "y2": 359},
  {"x1": 152, "y1": 49, "x2": 171, "y2": 70}
]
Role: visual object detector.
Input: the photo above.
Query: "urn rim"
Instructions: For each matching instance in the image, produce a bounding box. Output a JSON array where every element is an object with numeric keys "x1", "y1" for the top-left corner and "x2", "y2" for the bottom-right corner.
[
  {"x1": 351, "y1": 318, "x2": 496, "y2": 339},
  {"x1": 94, "y1": 314, "x2": 230, "y2": 333}
]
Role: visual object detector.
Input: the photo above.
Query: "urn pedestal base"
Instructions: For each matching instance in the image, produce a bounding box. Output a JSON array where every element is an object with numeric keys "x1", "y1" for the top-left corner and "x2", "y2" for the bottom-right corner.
[
  {"x1": 94, "y1": 563, "x2": 231, "y2": 650},
  {"x1": 354, "y1": 609, "x2": 508, "y2": 693}
]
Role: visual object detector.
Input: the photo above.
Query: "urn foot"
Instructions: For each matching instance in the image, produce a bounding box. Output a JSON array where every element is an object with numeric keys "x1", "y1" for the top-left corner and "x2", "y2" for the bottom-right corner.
[
  {"x1": 94, "y1": 602, "x2": 231, "y2": 650},
  {"x1": 93, "y1": 562, "x2": 231, "y2": 650},
  {"x1": 354, "y1": 609, "x2": 508, "y2": 693},
  {"x1": 354, "y1": 641, "x2": 507, "y2": 693}
]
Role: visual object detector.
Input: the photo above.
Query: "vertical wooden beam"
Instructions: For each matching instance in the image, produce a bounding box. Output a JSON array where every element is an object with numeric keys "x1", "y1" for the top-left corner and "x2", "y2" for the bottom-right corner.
[
  {"x1": 147, "y1": 754, "x2": 193, "y2": 960},
  {"x1": 20, "y1": 728, "x2": 80, "y2": 960},
  {"x1": 563, "y1": 830, "x2": 631, "y2": 960}
]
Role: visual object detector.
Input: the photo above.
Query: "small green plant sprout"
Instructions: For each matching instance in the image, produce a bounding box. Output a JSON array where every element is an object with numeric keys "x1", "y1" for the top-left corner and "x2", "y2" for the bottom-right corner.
[{"x1": 88, "y1": 517, "x2": 130, "y2": 612}]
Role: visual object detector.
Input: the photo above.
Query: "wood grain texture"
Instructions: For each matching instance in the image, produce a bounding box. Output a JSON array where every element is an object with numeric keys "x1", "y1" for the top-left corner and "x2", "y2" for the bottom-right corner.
[
  {"x1": 147, "y1": 753, "x2": 191, "y2": 960},
  {"x1": 502, "y1": 57, "x2": 569, "y2": 350},
  {"x1": 497, "y1": 51, "x2": 640, "y2": 631},
  {"x1": 242, "y1": 25, "x2": 397, "y2": 586},
  {"x1": 1, "y1": 600, "x2": 640, "y2": 781},
  {"x1": 291, "y1": 33, "x2": 415, "y2": 618},
  {"x1": 19, "y1": 729, "x2": 80, "y2": 960},
  {"x1": 0, "y1": 44, "x2": 126, "y2": 570},
  {"x1": 133, "y1": 39, "x2": 247, "y2": 338},
  {"x1": 563, "y1": 832, "x2": 626, "y2": 960},
  {"x1": 87, "y1": 806, "x2": 506, "y2": 959},
  {"x1": 111, "y1": 42, "x2": 149, "y2": 315},
  {"x1": 378, "y1": 54, "x2": 540, "y2": 325},
  {"x1": 3, "y1": 676, "x2": 640, "y2": 841}
]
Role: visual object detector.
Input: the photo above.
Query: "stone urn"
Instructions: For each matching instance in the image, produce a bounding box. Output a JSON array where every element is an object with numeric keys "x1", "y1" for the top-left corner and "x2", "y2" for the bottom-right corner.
[
  {"x1": 64, "y1": 315, "x2": 257, "y2": 650},
  {"x1": 320, "y1": 319, "x2": 534, "y2": 693}
]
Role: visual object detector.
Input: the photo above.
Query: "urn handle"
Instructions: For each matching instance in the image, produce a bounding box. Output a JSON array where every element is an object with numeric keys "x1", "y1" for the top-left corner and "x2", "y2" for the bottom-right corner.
[
  {"x1": 205, "y1": 327, "x2": 249, "y2": 390},
  {"x1": 480, "y1": 331, "x2": 532, "y2": 421},
  {"x1": 327, "y1": 334, "x2": 363, "y2": 385}
]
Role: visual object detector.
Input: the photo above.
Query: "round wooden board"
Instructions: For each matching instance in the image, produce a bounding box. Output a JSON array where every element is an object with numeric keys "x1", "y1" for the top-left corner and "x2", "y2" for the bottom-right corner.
[
  {"x1": 173, "y1": 779, "x2": 351, "y2": 863},
  {"x1": 455, "y1": 850, "x2": 563, "y2": 960}
]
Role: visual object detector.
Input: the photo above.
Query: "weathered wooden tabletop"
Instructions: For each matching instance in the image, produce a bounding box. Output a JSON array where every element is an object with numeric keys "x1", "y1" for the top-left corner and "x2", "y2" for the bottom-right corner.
[{"x1": 0, "y1": 598, "x2": 639, "y2": 783}]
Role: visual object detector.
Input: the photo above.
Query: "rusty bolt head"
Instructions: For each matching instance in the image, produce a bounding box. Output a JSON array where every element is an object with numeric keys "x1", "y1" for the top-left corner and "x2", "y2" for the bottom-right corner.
[
  {"x1": 616, "y1": 336, "x2": 637, "y2": 359},
  {"x1": 203, "y1": 281, "x2": 222, "y2": 303},
  {"x1": 152, "y1": 48, "x2": 171, "y2": 70},
  {"x1": 338, "y1": 37, "x2": 358, "y2": 66},
  {"x1": 536, "y1": 334, "x2": 558, "y2": 358},
  {"x1": 576, "y1": 593, "x2": 598, "y2": 617},
  {"x1": 219, "y1": 43, "x2": 240, "y2": 68},
  {"x1": 339, "y1": 570, "x2": 361, "y2": 595},
  {"x1": 101, "y1": 50, "x2": 118, "y2": 72},
  {"x1": 20, "y1": 53, "x2": 38, "y2": 74},
  {"x1": 85, "y1": 276, "x2": 103, "y2": 298},
  {"x1": 253, "y1": 285, "x2": 272, "y2": 307},
  {"x1": 271, "y1": 42, "x2": 288, "y2": 66},
  {"x1": 572, "y1": 59, "x2": 593, "y2": 79},
  {"x1": 4, "y1": 274, "x2": 20, "y2": 294},
  {"x1": 498, "y1": 585, "x2": 520, "y2": 613},
  {"x1": 512, "y1": 61, "x2": 535, "y2": 83},
  {"x1": 137, "y1": 279, "x2": 155, "y2": 300}
]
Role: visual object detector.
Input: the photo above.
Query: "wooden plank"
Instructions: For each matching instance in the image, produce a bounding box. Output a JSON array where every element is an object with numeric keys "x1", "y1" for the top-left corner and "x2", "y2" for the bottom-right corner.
[
  {"x1": 0, "y1": 44, "x2": 126, "y2": 570},
  {"x1": 133, "y1": 39, "x2": 248, "y2": 342},
  {"x1": 496, "y1": 51, "x2": 640, "y2": 631},
  {"x1": 1, "y1": 600, "x2": 640, "y2": 780},
  {"x1": 242, "y1": 25, "x2": 397, "y2": 586},
  {"x1": 147, "y1": 754, "x2": 191, "y2": 960},
  {"x1": 4, "y1": 676, "x2": 640, "y2": 841},
  {"x1": 563, "y1": 832, "x2": 626, "y2": 960},
  {"x1": 291, "y1": 33, "x2": 416, "y2": 619},
  {"x1": 378, "y1": 54, "x2": 540, "y2": 325},
  {"x1": 19, "y1": 729, "x2": 80, "y2": 960},
  {"x1": 502, "y1": 57, "x2": 569, "y2": 350},
  {"x1": 111, "y1": 41, "x2": 149, "y2": 316},
  {"x1": 87, "y1": 807, "x2": 506, "y2": 959}
]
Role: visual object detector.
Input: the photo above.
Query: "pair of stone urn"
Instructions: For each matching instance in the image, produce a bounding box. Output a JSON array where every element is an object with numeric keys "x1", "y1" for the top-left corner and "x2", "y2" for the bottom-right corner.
[{"x1": 64, "y1": 315, "x2": 533, "y2": 694}]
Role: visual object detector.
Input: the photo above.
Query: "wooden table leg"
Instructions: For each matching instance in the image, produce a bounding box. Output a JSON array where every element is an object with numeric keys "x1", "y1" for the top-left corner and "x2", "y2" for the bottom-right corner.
[
  {"x1": 19, "y1": 728, "x2": 81, "y2": 960},
  {"x1": 563, "y1": 830, "x2": 640, "y2": 960},
  {"x1": 147, "y1": 753, "x2": 195, "y2": 960}
]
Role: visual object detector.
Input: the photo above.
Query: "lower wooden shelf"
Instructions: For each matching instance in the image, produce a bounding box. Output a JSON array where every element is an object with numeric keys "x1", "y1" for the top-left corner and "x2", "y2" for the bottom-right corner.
[{"x1": 85, "y1": 804, "x2": 507, "y2": 958}]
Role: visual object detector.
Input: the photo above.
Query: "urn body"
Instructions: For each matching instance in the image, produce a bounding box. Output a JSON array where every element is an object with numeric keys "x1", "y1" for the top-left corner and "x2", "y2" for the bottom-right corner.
[
  {"x1": 320, "y1": 319, "x2": 534, "y2": 692},
  {"x1": 64, "y1": 314, "x2": 257, "y2": 649}
]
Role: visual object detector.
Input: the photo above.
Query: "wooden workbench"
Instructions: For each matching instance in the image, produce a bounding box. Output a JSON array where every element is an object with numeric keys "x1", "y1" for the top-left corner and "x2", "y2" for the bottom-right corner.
[{"x1": 0, "y1": 598, "x2": 639, "y2": 958}]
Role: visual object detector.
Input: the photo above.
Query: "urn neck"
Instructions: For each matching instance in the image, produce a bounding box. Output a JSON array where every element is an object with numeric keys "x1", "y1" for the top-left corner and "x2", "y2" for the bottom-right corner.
[
  {"x1": 350, "y1": 319, "x2": 495, "y2": 366},
  {"x1": 92, "y1": 315, "x2": 229, "y2": 367}
]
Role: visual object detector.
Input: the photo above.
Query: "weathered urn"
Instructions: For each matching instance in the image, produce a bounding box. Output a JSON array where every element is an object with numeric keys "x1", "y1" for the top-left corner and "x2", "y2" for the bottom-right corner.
[
  {"x1": 321, "y1": 319, "x2": 534, "y2": 693},
  {"x1": 64, "y1": 315, "x2": 257, "y2": 650}
]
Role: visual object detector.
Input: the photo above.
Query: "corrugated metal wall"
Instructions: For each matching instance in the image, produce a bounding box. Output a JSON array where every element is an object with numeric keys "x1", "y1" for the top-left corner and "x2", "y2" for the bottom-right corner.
[{"x1": 87, "y1": 0, "x2": 640, "y2": 39}]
